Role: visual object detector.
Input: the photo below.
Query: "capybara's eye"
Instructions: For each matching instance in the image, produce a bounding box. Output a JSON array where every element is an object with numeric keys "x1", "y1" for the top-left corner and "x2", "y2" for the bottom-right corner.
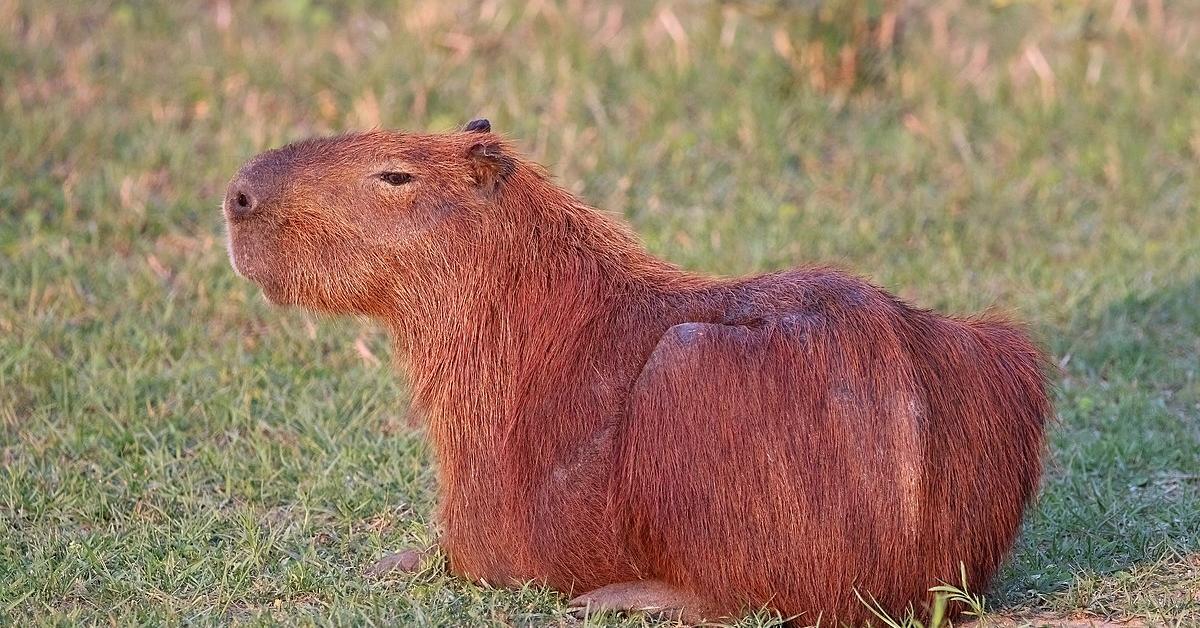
[{"x1": 378, "y1": 172, "x2": 413, "y2": 186}]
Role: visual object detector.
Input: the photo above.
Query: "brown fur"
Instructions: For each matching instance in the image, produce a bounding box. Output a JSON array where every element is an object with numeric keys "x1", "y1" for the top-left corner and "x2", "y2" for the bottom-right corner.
[{"x1": 223, "y1": 122, "x2": 1052, "y2": 625}]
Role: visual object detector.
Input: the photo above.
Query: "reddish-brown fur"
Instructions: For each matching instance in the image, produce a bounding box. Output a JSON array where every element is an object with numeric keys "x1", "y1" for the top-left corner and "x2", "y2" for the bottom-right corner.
[{"x1": 223, "y1": 122, "x2": 1052, "y2": 625}]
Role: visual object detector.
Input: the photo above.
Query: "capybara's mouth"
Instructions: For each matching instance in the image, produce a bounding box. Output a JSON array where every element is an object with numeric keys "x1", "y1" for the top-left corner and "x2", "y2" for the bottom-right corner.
[
  {"x1": 224, "y1": 232, "x2": 248, "y2": 281},
  {"x1": 223, "y1": 223, "x2": 254, "y2": 278},
  {"x1": 232, "y1": 256, "x2": 290, "y2": 305},
  {"x1": 224, "y1": 224, "x2": 288, "y2": 303}
]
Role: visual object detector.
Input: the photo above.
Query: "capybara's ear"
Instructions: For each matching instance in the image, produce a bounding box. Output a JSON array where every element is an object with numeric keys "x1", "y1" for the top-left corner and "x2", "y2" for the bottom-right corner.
[
  {"x1": 463, "y1": 118, "x2": 491, "y2": 133},
  {"x1": 467, "y1": 141, "x2": 514, "y2": 193}
]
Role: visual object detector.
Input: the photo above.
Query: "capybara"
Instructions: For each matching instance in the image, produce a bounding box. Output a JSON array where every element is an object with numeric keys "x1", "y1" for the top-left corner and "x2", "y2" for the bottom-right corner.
[{"x1": 222, "y1": 120, "x2": 1052, "y2": 625}]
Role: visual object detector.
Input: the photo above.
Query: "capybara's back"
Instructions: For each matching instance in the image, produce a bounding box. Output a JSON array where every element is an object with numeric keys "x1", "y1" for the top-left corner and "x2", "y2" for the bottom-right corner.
[{"x1": 613, "y1": 270, "x2": 1051, "y2": 622}]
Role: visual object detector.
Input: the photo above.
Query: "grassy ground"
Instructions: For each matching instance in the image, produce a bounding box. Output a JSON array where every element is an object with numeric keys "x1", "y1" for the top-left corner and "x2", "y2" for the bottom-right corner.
[{"x1": 2, "y1": 1, "x2": 1198, "y2": 625}]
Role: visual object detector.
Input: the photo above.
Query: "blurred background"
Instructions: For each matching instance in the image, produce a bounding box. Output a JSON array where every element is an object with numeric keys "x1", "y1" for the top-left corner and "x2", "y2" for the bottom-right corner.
[{"x1": 2, "y1": 0, "x2": 1198, "y2": 624}]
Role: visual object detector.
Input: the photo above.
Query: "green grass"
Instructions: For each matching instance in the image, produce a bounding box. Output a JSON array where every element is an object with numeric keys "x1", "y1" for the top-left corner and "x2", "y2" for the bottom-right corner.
[{"x1": 2, "y1": 0, "x2": 1198, "y2": 625}]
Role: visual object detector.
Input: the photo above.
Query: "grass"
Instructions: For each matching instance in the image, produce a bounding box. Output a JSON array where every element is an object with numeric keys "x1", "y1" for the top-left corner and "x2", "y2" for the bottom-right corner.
[{"x1": 1, "y1": 0, "x2": 1198, "y2": 625}]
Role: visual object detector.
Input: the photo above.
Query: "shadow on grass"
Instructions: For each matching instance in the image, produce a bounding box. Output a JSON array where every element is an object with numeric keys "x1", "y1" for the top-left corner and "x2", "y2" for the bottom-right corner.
[{"x1": 991, "y1": 277, "x2": 1200, "y2": 617}]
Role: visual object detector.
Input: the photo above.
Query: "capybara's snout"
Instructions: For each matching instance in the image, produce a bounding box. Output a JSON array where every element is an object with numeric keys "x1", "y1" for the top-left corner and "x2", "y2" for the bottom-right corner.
[{"x1": 223, "y1": 147, "x2": 296, "y2": 222}]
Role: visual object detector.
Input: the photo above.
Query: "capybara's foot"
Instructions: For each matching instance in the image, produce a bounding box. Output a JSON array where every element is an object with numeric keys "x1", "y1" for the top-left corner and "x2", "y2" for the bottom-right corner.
[
  {"x1": 569, "y1": 580, "x2": 714, "y2": 624},
  {"x1": 365, "y1": 548, "x2": 428, "y2": 576}
]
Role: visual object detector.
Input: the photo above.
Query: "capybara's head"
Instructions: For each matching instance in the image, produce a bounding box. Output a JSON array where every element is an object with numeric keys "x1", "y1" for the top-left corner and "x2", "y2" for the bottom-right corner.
[{"x1": 223, "y1": 119, "x2": 512, "y2": 314}]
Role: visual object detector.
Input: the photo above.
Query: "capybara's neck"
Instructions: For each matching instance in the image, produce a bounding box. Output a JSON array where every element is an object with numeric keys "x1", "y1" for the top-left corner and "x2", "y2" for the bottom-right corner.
[{"x1": 386, "y1": 168, "x2": 695, "y2": 456}]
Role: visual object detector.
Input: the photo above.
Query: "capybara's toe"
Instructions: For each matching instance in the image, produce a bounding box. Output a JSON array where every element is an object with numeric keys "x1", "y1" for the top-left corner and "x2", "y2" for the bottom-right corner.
[{"x1": 365, "y1": 548, "x2": 426, "y2": 576}]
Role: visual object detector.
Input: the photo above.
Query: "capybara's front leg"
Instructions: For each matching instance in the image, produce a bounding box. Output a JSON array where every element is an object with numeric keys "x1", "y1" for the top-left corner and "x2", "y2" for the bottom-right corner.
[
  {"x1": 569, "y1": 580, "x2": 715, "y2": 624},
  {"x1": 364, "y1": 547, "x2": 431, "y2": 576}
]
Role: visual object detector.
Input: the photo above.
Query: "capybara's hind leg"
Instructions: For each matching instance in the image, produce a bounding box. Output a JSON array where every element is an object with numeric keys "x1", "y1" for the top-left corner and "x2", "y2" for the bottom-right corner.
[
  {"x1": 364, "y1": 547, "x2": 429, "y2": 576},
  {"x1": 569, "y1": 580, "x2": 714, "y2": 624}
]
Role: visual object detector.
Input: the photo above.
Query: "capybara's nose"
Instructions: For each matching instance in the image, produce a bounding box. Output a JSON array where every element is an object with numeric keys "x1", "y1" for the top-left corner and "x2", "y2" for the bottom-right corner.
[{"x1": 226, "y1": 178, "x2": 259, "y2": 220}]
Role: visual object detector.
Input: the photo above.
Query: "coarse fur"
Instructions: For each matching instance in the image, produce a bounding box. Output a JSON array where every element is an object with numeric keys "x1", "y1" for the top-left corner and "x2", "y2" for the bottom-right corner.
[{"x1": 223, "y1": 122, "x2": 1053, "y2": 625}]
